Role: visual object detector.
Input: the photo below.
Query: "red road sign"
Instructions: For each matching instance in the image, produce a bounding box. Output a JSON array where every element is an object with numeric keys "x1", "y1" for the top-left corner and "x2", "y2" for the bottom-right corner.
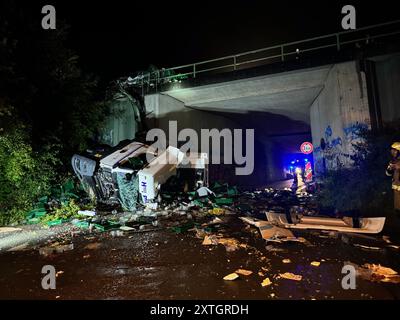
[{"x1": 300, "y1": 142, "x2": 313, "y2": 154}]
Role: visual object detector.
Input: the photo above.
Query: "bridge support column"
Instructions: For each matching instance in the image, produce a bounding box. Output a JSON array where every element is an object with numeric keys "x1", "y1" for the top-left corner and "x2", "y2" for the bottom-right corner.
[{"x1": 310, "y1": 61, "x2": 370, "y2": 175}]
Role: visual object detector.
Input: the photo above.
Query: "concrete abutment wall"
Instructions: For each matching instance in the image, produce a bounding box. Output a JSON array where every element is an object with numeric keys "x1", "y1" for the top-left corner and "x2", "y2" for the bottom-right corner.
[{"x1": 310, "y1": 61, "x2": 371, "y2": 175}]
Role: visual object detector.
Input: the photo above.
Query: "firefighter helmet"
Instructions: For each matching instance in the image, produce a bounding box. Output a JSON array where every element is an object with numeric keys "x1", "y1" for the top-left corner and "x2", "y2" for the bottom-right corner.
[{"x1": 391, "y1": 142, "x2": 400, "y2": 151}]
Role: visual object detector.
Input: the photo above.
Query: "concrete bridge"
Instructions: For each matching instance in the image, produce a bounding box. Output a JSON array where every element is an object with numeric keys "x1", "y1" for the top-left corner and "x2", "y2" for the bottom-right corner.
[{"x1": 136, "y1": 21, "x2": 400, "y2": 186}]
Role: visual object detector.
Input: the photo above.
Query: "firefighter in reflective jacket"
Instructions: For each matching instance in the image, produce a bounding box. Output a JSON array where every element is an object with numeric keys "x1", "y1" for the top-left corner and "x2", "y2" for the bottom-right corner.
[{"x1": 386, "y1": 142, "x2": 400, "y2": 211}]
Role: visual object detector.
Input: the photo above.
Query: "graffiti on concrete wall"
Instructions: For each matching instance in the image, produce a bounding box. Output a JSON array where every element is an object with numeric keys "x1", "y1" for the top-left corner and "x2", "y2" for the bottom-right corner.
[
  {"x1": 343, "y1": 123, "x2": 368, "y2": 141},
  {"x1": 314, "y1": 122, "x2": 367, "y2": 174}
]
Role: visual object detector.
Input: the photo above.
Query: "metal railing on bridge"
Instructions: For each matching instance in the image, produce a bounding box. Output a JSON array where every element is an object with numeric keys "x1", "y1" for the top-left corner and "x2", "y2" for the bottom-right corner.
[{"x1": 128, "y1": 20, "x2": 400, "y2": 91}]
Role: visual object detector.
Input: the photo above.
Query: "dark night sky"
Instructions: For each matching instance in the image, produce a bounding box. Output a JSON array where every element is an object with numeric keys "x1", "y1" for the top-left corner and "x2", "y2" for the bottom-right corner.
[{"x1": 22, "y1": 1, "x2": 400, "y2": 79}]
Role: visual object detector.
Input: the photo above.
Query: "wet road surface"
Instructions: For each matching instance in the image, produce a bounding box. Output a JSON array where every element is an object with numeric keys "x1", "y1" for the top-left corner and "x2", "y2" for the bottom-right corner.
[{"x1": 1, "y1": 217, "x2": 400, "y2": 300}]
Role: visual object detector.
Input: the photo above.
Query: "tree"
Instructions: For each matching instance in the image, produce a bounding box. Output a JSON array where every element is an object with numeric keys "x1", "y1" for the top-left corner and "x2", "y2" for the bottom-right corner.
[
  {"x1": 317, "y1": 122, "x2": 400, "y2": 216},
  {"x1": 0, "y1": 2, "x2": 108, "y2": 224}
]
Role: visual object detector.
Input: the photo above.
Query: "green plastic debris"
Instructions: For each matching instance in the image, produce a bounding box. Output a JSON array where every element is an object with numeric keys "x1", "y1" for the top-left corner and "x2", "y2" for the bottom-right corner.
[
  {"x1": 92, "y1": 221, "x2": 120, "y2": 232},
  {"x1": 193, "y1": 199, "x2": 206, "y2": 207},
  {"x1": 32, "y1": 211, "x2": 47, "y2": 218},
  {"x1": 47, "y1": 218, "x2": 69, "y2": 227},
  {"x1": 211, "y1": 182, "x2": 238, "y2": 198},
  {"x1": 56, "y1": 178, "x2": 80, "y2": 202},
  {"x1": 27, "y1": 217, "x2": 41, "y2": 225},
  {"x1": 227, "y1": 186, "x2": 238, "y2": 196},
  {"x1": 212, "y1": 181, "x2": 223, "y2": 190},
  {"x1": 170, "y1": 222, "x2": 198, "y2": 234},
  {"x1": 93, "y1": 224, "x2": 106, "y2": 232},
  {"x1": 26, "y1": 208, "x2": 47, "y2": 223},
  {"x1": 215, "y1": 198, "x2": 234, "y2": 205},
  {"x1": 72, "y1": 220, "x2": 90, "y2": 229},
  {"x1": 203, "y1": 226, "x2": 217, "y2": 233}
]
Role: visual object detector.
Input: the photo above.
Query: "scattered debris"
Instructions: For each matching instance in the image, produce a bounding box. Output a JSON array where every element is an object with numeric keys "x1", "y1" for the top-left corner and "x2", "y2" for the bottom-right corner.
[
  {"x1": 265, "y1": 245, "x2": 285, "y2": 252},
  {"x1": 202, "y1": 235, "x2": 217, "y2": 245},
  {"x1": 349, "y1": 262, "x2": 400, "y2": 283},
  {"x1": 120, "y1": 226, "x2": 135, "y2": 231},
  {"x1": 223, "y1": 273, "x2": 239, "y2": 281},
  {"x1": 235, "y1": 269, "x2": 253, "y2": 276},
  {"x1": 171, "y1": 222, "x2": 196, "y2": 234},
  {"x1": 217, "y1": 238, "x2": 241, "y2": 252},
  {"x1": 78, "y1": 210, "x2": 96, "y2": 217},
  {"x1": 261, "y1": 278, "x2": 272, "y2": 287},
  {"x1": 84, "y1": 242, "x2": 101, "y2": 250},
  {"x1": 282, "y1": 259, "x2": 291, "y2": 264},
  {"x1": 0, "y1": 227, "x2": 22, "y2": 233},
  {"x1": 110, "y1": 230, "x2": 124, "y2": 237},
  {"x1": 39, "y1": 243, "x2": 74, "y2": 256},
  {"x1": 7, "y1": 243, "x2": 29, "y2": 252},
  {"x1": 266, "y1": 212, "x2": 386, "y2": 234},
  {"x1": 202, "y1": 235, "x2": 241, "y2": 252},
  {"x1": 279, "y1": 272, "x2": 302, "y2": 281},
  {"x1": 56, "y1": 271, "x2": 64, "y2": 277},
  {"x1": 382, "y1": 236, "x2": 391, "y2": 244},
  {"x1": 197, "y1": 187, "x2": 215, "y2": 197},
  {"x1": 239, "y1": 216, "x2": 305, "y2": 243},
  {"x1": 353, "y1": 244, "x2": 383, "y2": 251},
  {"x1": 311, "y1": 261, "x2": 321, "y2": 267},
  {"x1": 208, "y1": 208, "x2": 225, "y2": 215},
  {"x1": 202, "y1": 217, "x2": 223, "y2": 226}
]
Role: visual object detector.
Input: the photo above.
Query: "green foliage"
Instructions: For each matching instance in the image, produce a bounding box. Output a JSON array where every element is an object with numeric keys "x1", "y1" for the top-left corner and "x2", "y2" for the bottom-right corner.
[
  {"x1": 317, "y1": 123, "x2": 400, "y2": 215},
  {"x1": 0, "y1": 128, "x2": 58, "y2": 225},
  {"x1": 40, "y1": 199, "x2": 82, "y2": 224}
]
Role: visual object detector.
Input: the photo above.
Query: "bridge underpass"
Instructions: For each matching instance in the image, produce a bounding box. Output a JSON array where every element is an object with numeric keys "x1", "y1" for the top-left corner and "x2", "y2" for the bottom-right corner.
[
  {"x1": 144, "y1": 61, "x2": 361, "y2": 186},
  {"x1": 171, "y1": 65, "x2": 332, "y2": 185},
  {"x1": 139, "y1": 22, "x2": 400, "y2": 187}
]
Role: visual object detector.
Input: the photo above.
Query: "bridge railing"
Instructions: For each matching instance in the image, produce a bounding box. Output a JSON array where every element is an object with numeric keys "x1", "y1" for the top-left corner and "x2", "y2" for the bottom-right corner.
[{"x1": 130, "y1": 20, "x2": 400, "y2": 90}]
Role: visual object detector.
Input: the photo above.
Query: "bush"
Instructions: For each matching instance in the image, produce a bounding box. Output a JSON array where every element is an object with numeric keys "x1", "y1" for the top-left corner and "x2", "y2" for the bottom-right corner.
[
  {"x1": 0, "y1": 128, "x2": 58, "y2": 225},
  {"x1": 317, "y1": 123, "x2": 400, "y2": 216},
  {"x1": 40, "y1": 199, "x2": 82, "y2": 224}
]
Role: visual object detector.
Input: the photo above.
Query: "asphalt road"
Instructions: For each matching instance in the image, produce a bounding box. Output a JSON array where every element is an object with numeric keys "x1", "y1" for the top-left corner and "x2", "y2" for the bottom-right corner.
[{"x1": 0, "y1": 216, "x2": 399, "y2": 300}]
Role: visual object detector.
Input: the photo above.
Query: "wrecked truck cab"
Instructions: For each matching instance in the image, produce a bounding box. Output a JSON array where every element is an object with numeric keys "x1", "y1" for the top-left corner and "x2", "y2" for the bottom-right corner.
[
  {"x1": 138, "y1": 147, "x2": 209, "y2": 206},
  {"x1": 72, "y1": 140, "x2": 208, "y2": 212},
  {"x1": 72, "y1": 141, "x2": 154, "y2": 208}
]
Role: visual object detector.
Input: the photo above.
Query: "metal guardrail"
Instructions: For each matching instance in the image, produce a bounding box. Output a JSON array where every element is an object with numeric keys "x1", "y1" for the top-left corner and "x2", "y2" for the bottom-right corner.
[{"x1": 132, "y1": 20, "x2": 400, "y2": 89}]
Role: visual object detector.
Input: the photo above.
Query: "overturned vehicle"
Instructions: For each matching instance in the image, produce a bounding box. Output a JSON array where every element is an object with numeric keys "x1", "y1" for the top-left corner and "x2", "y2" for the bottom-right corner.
[{"x1": 71, "y1": 140, "x2": 208, "y2": 211}]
